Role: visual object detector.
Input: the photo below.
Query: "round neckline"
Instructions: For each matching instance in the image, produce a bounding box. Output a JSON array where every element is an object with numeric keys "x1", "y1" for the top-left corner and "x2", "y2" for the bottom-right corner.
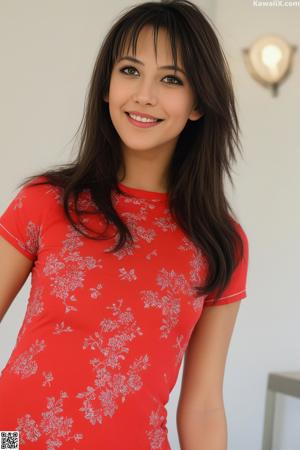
[{"x1": 117, "y1": 182, "x2": 168, "y2": 201}]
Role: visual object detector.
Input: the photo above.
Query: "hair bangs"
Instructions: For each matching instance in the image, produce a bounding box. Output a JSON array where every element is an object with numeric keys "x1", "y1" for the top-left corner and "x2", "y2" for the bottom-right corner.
[{"x1": 112, "y1": 13, "x2": 186, "y2": 78}]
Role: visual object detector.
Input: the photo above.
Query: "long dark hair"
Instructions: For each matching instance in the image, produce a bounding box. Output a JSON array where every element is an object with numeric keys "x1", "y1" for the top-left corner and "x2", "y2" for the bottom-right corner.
[{"x1": 18, "y1": 0, "x2": 246, "y2": 304}]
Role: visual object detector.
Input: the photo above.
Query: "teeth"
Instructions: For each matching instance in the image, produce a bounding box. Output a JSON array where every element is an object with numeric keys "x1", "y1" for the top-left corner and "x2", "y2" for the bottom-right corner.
[{"x1": 129, "y1": 113, "x2": 158, "y2": 123}]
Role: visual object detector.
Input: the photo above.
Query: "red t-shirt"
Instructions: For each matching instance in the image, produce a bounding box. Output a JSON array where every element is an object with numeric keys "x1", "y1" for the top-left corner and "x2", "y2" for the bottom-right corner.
[{"x1": 0, "y1": 177, "x2": 249, "y2": 449}]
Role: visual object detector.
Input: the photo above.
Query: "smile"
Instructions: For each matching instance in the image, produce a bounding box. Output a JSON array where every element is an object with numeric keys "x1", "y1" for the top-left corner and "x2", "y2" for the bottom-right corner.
[{"x1": 125, "y1": 112, "x2": 164, "y2": 128}]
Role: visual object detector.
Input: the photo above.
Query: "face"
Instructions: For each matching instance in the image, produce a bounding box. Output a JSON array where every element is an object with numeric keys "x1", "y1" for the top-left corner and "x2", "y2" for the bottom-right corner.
[{"x1": 104, "y1": 26, "x2": 202, "y2": 157}]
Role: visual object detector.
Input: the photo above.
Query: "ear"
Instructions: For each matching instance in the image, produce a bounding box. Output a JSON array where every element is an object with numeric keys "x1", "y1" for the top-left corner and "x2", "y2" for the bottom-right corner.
[
  {"x1": 103, "y1": 94, "x2": 109, "y2": 103},
  {"x1": 189, "y1": 105, "x2": 204, "y2": 121}
]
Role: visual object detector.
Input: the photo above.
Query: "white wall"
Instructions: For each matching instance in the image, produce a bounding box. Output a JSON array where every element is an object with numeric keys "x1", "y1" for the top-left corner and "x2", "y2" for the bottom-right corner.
[
  {"x1": 211, "y1": 1, "x2": 300, "y2": 450},
  {"x1": 0, "y1": 1, "x2": 299, "y2": 450}
]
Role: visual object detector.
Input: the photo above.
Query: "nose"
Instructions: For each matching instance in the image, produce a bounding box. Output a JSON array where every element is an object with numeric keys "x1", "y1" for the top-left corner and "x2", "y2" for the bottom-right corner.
[{"x1": 132, "y1": 79, "x2": 158, "y2": 105}]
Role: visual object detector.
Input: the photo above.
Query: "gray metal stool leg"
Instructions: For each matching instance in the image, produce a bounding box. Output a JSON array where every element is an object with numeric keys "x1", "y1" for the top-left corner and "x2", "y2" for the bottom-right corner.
[
  {"x1": 261, "y1": 371, "x2": 300, "y2": 450},
  {"x1": 261, "y1": 388, "x2": 276, "y2": 450}
]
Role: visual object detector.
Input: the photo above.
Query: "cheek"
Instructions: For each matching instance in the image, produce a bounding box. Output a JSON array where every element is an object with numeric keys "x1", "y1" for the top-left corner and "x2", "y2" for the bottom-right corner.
[
  {"x1": 109, "y1": 77, "x2": 127, "y2": 102},
  {"x1": 164, "y1": 95, "x2": 192, "y2": 118}
]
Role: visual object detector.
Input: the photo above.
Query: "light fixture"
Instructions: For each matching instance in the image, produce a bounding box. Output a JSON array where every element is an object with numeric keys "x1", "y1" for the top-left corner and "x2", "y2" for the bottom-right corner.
[{"x1": 242, "y1": 34, "x2": 297, "y2": 96}]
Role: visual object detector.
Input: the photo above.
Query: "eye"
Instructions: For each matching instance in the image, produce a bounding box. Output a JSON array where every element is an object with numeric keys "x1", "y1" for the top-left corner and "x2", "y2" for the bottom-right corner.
[
  {"x1": 119, "y1": 66, "x2": 183, "y2": 86},
  {"x1": 163, "y1": 75, "x2": 182, "y2": 85},
  {"x1": 120, "y1": 66, "x2": 138, "y2": 76}
]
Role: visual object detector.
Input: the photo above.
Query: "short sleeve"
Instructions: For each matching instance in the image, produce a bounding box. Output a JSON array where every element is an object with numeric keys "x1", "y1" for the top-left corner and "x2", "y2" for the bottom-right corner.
[
  {"x1": 203, "y1": 223, "x2": 249, "y2": 307},
  {"x1": 0, "y1": 177, "x2": 48, "y2": 261}
]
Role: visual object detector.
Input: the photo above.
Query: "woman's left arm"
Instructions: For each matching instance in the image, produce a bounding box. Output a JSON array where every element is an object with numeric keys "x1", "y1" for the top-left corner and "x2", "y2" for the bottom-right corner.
[{"x1": 176, "y1": 300, "x2": 242, "y2": 450}]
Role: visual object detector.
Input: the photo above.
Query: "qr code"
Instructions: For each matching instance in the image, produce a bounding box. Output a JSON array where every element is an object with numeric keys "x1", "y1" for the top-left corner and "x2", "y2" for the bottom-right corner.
[{"x1": 1, "y1": 431, "x2": 19, "y2": 449}]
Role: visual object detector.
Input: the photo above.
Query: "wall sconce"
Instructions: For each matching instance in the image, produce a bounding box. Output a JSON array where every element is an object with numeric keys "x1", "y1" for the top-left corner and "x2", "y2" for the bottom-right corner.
[{"x1": 242, "y1": 34, "x2": 297, "y2": 97}]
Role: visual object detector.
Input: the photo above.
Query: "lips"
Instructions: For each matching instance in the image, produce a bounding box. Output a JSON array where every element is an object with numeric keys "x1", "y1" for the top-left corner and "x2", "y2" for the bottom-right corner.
[{"x1": 126, "y1": 112, "x2": 163, "y2": 121}]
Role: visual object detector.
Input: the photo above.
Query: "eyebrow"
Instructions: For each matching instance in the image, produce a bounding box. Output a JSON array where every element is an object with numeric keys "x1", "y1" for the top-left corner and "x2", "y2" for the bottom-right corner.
[{"x1": 117, "y1": 56, "x2": 186, "y2": 76}]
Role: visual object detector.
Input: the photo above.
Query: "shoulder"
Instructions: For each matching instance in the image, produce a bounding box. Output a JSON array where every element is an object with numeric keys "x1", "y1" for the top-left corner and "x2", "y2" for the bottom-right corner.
[
  {"x1": 232, "y1": 220, "x2": 248, "y2": 246},
  {"x1": 2, "y1": 176, "x2": 63, "y2": 226},
  {"x1": 16, "y1": 176, "x2": 63, "y2": 208}
]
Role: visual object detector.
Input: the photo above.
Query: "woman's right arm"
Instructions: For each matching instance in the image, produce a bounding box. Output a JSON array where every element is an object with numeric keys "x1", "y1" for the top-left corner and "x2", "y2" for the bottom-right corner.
[{"x1": 0, "y1": 236, "x2": 33, "y2": 323}]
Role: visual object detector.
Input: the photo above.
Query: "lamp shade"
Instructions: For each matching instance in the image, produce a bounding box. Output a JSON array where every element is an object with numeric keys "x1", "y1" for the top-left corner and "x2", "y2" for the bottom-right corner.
[{"x1": 243, "y1": 34, "x2": 296, "y2": 94}]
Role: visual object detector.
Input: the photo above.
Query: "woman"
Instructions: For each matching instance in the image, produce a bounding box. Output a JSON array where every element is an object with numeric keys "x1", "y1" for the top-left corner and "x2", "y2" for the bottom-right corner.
[{"x1": 0, "y1": 1, "x2": 249, "y2": 449}]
